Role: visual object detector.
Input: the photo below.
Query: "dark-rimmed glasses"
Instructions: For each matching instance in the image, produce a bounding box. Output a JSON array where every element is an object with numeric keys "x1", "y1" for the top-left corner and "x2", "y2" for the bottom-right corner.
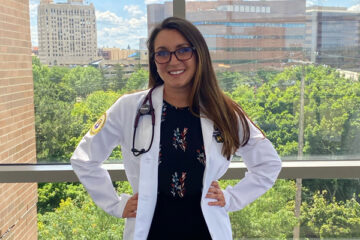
[{"x1": 153, "y1": 47, "x2": 196, "y2": 64}]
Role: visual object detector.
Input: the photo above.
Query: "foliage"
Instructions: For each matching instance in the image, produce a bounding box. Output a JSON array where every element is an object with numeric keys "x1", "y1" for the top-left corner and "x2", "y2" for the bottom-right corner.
[
  {"x1": 232, "y1": 65, "x2": 360, "y2": 157},
  {"x1": 38, "y1": 197, "x2": 125, "y2": 240},
  {"x1": 62, "y1": 66, "x2": 104, "y2": 98},
  {"x1": 33, "y1": 62, "x2": 81, "y2": 162},
  {"x1": 109, "y1": 64, "x2": 127, "y2": 91},
  {"x1": 220, "y1": 180, "x2": 297, "y2": 239},
  {"x1": 38, "y1": 181, "x2": 132, "y2": 239},
  {"x1": 302, "y1": 179, "x2": 360, "y2": 203},
  {"x1": 124, "y1": 68, "x2": 148, "y2": 91},
  {"x1": 33, "y1": 59, "x2": 360, "y2": 238},
  {"x1": 301, "y1": 190, "x2": 360, "y2": 239},
  {"x1": 216, "y1": 69, "x2": 278, "y2": 92},
  {"x1": 38, "y1": 183, "x2": 86, "y2": 214},
  {"x1": 229, "y1": 84, "x2": 264, "y2": 124}
]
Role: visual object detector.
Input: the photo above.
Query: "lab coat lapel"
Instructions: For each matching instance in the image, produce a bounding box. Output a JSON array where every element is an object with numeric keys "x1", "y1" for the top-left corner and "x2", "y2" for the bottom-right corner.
[
  {"x1": 134, "y1": 85, "x2": 163, "y2": 240},
  {"x1": 200, "y1": 116, "x2": 214, "y2": 191}
]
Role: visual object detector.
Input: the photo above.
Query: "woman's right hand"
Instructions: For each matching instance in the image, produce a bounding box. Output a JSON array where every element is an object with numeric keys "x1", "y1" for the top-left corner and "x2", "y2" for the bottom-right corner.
[{"x1": 122, "y1": 193, "x2": 138, "y2": 218}]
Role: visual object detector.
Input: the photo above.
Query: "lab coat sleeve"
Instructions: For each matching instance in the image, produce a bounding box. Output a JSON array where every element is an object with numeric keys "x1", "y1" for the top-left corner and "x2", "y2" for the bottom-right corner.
[
  {"x1": 222, "y1": 120, "x2": 282, "y2": 212},
  {"x1": 70, "y1": 96, "x2": 131, "y2": 218}
]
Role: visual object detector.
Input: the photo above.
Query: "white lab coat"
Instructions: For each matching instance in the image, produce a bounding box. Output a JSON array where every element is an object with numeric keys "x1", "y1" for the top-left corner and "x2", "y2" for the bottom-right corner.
[{"x1": 71, "y1": 84, "x2": 282, "y2": 240}]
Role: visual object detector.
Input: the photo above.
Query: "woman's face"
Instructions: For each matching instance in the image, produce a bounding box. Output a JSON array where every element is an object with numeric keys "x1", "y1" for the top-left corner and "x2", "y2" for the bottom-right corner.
[{"x1": 153, "y1": 29, "x2": 197, "y2": 92}]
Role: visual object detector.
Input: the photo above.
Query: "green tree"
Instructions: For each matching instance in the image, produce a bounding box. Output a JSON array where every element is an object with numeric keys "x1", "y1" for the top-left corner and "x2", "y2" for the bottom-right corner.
[
  {"x1": 33, "y1": 62, "x2": 81, "y2": 162},
  {"x1": 38, "y1": 183, "x2": 86, "y2": 214},
  {"x1": 243, "y1": 65, "x2": 360, "y2": 157},
  {"x1": 62, "y1": 66, "x2": 104, "y2": 98},
  {"x1": 38, "y1": 181, "x2": 133, "y2": 239},
  {"x1": 229, "y1": 84, "x2": 264, "y2": 123},
  {"x1": 219, "y1": 180, "x2": 297, "y2": 239},
  {"x1": 49, "y1": 66, "x2": 71, "y2": 84},
  {"x1": 32, "y1": 55, "x2": 41, "y2": 67},
  {"x1": 125, "y1": 68, "x2": 148, "y2": 91},
  {"x1": 109, "y1": 64, "x2": 127, "y2": 91},
  {"x1": 301, "y1": 190, "x2": 360, "y2": 239},
  {"x1": 217, "y1": 69, "x2": 277, "y2": 92},
  {"x1": 38, "y1": 197, "x2": 125, "y2": 240},
  {"x1": 217, "y1": 71, "x2": 243, "y2": 92},
  {"x1": 303, "y1": 179, "x2": 360, "y2": 203}
]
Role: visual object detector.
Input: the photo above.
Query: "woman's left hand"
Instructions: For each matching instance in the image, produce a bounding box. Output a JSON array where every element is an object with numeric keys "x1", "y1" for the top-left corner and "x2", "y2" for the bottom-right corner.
[{"x1": 205, "y1": 181, "x2": 226, "y2": 207}]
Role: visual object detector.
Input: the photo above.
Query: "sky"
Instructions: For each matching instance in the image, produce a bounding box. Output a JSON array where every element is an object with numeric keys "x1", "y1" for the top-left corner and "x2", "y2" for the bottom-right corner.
[{"x1": 29, "y1": 0, "x2": 360, "y2": 49}]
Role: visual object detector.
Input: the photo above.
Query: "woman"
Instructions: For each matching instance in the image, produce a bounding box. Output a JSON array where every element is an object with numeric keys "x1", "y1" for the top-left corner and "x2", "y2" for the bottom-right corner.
[{"x1": 71, "y1": 17, "x2": 281, "y2": 240}]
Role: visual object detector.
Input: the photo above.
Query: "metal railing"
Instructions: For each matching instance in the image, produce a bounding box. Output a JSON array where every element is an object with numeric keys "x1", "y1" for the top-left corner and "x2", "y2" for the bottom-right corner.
[{"x1": 1, "y1": 159, "x2": 360, "y2": 183}]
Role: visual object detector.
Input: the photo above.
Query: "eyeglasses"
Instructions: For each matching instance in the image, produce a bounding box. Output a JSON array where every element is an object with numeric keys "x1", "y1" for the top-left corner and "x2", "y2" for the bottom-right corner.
[{"x1": 153, "y1": 47, "x2": 196, "y2": 64}]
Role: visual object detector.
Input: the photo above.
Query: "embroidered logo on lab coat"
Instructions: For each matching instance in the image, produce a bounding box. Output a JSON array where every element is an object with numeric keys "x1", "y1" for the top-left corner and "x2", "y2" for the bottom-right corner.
[
  {"x1": 213, "y1": 127, "x2": 224, "y2": 143},
  {"x1": 90, "y1": 113, "x2": 106, "y2": 135}
]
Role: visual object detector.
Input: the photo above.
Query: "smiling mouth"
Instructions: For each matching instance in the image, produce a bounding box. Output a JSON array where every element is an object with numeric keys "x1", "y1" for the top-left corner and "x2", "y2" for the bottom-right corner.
[{"x1": 169, "y1": 70, "x2": 185, "y2": 75}]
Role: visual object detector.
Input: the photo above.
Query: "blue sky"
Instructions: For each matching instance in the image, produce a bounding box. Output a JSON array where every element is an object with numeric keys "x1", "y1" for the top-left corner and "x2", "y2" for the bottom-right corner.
[{"x1": 29, "y1": 0, "x2": 360, "y2": 49}]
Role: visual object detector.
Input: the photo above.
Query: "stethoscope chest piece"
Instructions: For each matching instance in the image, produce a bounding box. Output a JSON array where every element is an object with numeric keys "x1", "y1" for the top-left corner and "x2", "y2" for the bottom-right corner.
[{"x1": 139, "y1": 104, "x2": 151, "y2": 115}]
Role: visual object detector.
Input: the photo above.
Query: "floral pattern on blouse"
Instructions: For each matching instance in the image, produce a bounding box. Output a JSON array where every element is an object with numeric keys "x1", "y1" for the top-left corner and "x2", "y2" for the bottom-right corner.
[
  {"x1": 173, "y1": 127, "x2": 188, "y2": 152},
  {"x1": 196, "y1": 146, "x2": 206, "y2": 166},
  {"x1": 170, "y1": 172, "x2": 187, "y2": 198}
]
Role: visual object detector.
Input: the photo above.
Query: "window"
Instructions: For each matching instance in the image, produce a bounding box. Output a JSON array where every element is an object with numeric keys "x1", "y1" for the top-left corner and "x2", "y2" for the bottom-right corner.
[{"x1": 0, "y1": 1, "x2": 359, "y2": 239}]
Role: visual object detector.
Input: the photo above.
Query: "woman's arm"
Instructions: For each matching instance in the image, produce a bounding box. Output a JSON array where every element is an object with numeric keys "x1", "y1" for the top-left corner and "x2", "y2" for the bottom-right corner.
[
  {"x1": 71, "y1": 96, "x2": 132, "y2": 218},
  {"x1": 222, "y1": 121, "x2": 282, "y2": 212}
]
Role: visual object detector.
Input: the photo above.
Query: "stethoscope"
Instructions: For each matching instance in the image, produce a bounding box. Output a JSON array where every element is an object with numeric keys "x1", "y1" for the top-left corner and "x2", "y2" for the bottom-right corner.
[
  {"x1": 131, "y1": 85, "x2": 225, "y2": 157},
  {"x1": 131, "y1": 86, "x2": 157, "y2": 156}
]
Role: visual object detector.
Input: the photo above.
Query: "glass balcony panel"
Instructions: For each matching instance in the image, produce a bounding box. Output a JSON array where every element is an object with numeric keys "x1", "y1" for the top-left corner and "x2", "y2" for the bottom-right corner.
[
  {"x1": 185, "y1": 0, "x2": 360, "y2": 161},
  {"x1": 29, "y1": 0, "x2": 173, "y2": 164}
]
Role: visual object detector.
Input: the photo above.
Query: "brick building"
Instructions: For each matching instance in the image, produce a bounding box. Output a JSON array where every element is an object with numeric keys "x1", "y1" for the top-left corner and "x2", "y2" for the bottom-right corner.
[
  {"x1": 147, "y1": 0, "x2": 306, "y2": 71},
  {"x1": 99, "y1": 48, "x2": 138, "y2": 61},
  {"x1": 0, "y1": 0, "x2": 38, "y2": 239}
]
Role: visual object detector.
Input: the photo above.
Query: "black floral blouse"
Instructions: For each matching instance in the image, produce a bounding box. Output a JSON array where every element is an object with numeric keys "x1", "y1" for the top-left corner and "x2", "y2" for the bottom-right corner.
[{"x1": 147, "y1": 101, "x2": 211, "y2": 240}]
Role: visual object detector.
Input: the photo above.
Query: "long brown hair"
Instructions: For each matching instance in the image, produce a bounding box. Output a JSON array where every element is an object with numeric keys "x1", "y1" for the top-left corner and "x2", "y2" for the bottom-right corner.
[{"x1": 147, "y1": 17, "x2": 251, "y2": 159}]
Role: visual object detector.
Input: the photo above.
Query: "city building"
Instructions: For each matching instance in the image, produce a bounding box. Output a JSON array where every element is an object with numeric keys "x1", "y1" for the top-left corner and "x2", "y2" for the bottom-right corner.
[
  {"x1": 32, "y1": 46, "x2": 39, "y2": 56},
  {"x1": 97, "y1": 48, "x2": 148, "y2": 70},
  {"x1": 37, "y1": 0, "x2": 97, "y2": 66},
  {"x1": 305, "y1": 6, "x2": 360, "y2": 71},
  {"x1": 99, "y1": 48, "x2": 137, "y2": 61},
  {"x1": 139, "y1": 38, "x2": 148, "y2": 50},
  {"x1": 147, "y1": 0, "x2": 306, "y2": 71}
]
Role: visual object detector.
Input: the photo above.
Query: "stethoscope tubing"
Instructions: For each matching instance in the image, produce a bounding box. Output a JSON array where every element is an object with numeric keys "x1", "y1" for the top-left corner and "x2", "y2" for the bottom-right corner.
[{"x1": 131, "y1": 86, "x2": 158, "y2": 156}]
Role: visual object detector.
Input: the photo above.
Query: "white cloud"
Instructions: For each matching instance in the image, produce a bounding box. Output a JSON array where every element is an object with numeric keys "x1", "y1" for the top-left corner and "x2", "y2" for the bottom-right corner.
[
  {"x1": 348, "y1": 4, "x2": 360, "y2": 12},
  {"x1": 96, "y1": 10, "x2": 147, "y2": 49},
  {"x1": 306, "y1": 0, "x2": 316, "y2": 7},
  {"x1": 96, "y1": 10, "x2": 124, "y2": 25},
  {"x1": 306, "y1": 0, "x2": 331, "y2": 6},
  {"x1": 124, "y1": 5, "x2": 143, "y2": 17},
  {"x1": 144, "y1": 0, "x2": 165, "y2": 4}
]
